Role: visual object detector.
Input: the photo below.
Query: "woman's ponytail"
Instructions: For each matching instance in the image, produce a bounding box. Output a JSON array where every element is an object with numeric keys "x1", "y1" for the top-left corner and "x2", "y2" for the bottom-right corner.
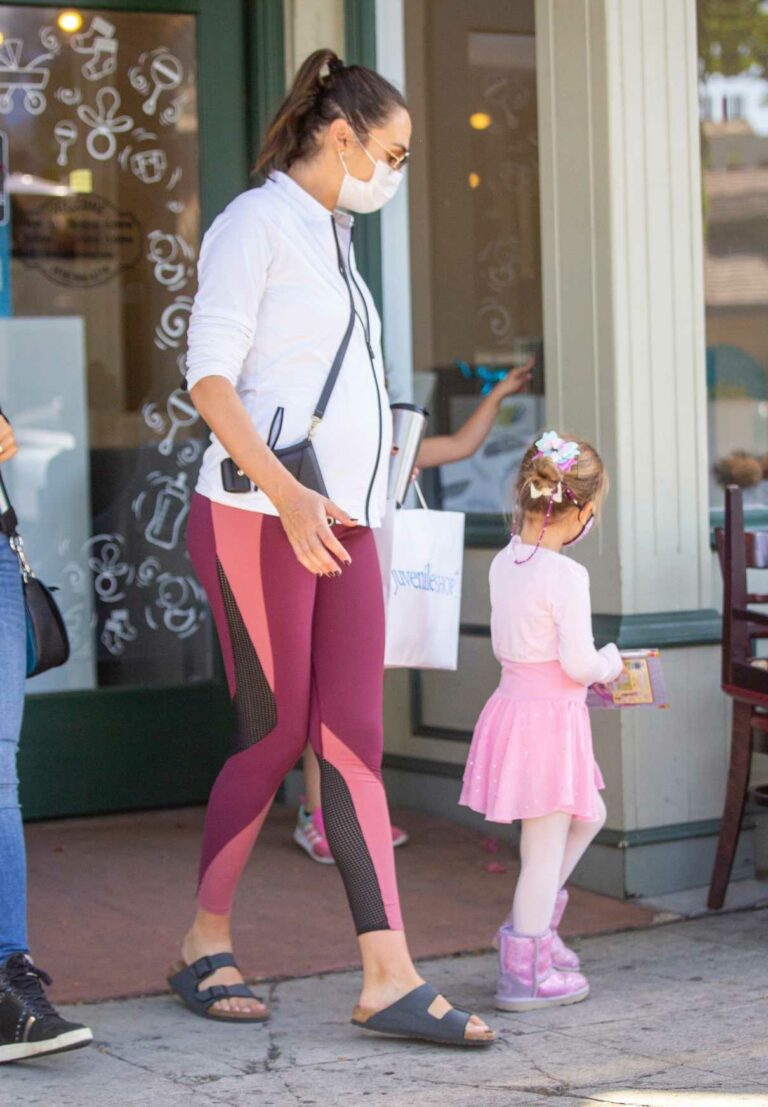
[
  {"x1": 254, "y1": 48, "x2": 407, "y2": 178},
  {"x1": 255, "y1": 50, "x2": 336, "y2": 177}
]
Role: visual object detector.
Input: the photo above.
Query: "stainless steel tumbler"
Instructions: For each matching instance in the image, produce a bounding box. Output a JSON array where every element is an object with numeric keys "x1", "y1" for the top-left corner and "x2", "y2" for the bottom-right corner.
[{"x1": 388, "y1": 402, "x2": 429, "y2": 507}]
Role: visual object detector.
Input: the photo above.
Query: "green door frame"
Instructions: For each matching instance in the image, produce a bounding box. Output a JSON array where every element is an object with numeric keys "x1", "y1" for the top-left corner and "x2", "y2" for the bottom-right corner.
[{"x1": 344, "y1": 0, "x2": 382, "y2": 311}]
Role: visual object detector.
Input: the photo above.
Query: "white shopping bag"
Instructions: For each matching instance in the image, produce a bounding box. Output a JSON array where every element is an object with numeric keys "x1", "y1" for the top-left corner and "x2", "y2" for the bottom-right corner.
[{"x1": 376, "y1": 487, "x2": 465, "y2": 670}]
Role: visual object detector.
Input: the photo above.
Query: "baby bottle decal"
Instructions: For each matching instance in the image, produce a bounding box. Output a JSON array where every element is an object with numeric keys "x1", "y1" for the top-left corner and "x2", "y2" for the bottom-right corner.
[{"x1": 144, "y1": 471, "x2": 189, "y2": 551}]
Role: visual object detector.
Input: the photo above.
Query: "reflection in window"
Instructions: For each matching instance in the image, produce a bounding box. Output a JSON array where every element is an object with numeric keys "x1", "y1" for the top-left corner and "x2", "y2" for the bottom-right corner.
[
  {"x1": 407, "y1": 1, "x2": 542, "y2": 516},
  {"x1": 699, "y1": 1, "x2": 768, "y2": 510}
]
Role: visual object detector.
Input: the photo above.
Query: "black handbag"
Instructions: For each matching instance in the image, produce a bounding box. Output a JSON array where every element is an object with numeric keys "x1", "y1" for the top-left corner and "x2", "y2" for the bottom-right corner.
[
  {"x1": 0, "y1": 465, "x2": 70, "y2": 678},
  {"x1": 220, "y1": 218, "x2": 357, "y2": 497}
]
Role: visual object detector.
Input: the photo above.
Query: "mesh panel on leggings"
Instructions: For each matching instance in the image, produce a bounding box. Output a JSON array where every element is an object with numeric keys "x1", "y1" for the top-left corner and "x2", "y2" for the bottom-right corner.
[
  {"x1": 318, "y1": 755, "x2": 390, "y2": 934},
  {"x1": 216, "y1": 558, "x2": 277, "y2": 752}
]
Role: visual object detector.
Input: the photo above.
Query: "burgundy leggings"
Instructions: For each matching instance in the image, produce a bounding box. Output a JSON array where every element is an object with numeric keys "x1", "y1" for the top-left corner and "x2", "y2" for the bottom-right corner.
[{"x1": 187, "y1": 493, "x2": 403, "y2": 933}]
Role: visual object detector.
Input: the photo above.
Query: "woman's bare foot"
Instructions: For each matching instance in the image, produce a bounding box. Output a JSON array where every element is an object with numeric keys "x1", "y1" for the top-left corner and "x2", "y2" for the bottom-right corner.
[{"x1": 180, "y1": 913, "x2": 267, "y2": 1019}]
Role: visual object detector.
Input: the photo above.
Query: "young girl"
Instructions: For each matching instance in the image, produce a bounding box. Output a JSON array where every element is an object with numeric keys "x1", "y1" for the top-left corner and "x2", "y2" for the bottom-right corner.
[{"x1": 460, "y1": 430, "x2": 623, "y2": 1012}]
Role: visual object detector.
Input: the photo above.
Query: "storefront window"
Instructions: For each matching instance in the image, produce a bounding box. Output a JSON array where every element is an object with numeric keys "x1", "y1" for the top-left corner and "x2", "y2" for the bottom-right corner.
[
  {"x1": 0, "y1": 6, "x2": 212, "y2": 691},
  {"x1": 406, "y1": 0, "x2": 543, "y2": 515},
  {"x1": 698, "y1": 0, "x2": 768, "y2": 512}
]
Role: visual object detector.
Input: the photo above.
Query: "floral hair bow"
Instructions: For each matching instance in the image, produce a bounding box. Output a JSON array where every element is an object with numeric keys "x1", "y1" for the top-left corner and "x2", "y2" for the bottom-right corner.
[{"x1": 534, "y1": 431, "x2": 580, "y2": 472}]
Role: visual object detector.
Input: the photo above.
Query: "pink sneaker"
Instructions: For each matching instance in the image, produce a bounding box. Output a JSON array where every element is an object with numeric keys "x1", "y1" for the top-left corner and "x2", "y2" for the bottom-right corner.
[
  {"x1": 293, "y1": 806, "x2": 334, "y2": 864},
  {"x1": 495, "y1": 928, "x2": 589, "y2": 1012},
  {"x1": 294, "y1": 806, "x2": 409, "y2": 864}
]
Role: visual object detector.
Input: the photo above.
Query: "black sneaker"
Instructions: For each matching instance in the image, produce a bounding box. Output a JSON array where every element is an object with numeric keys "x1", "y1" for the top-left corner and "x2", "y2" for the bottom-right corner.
[{"x1": 0, "y1": 953, "x2": 93, "y2": 1063}]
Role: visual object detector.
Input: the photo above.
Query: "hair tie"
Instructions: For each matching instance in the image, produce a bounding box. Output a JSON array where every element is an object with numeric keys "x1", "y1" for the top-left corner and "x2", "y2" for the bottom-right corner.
[{"x1": 328, "y1": 58, "x2": 345, "y2": 75}]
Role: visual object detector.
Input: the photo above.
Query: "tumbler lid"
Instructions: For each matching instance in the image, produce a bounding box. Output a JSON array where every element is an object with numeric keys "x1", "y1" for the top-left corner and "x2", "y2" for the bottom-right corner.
[{"x1": 390, "y1": 402, "x2": 429, "y2": 417}]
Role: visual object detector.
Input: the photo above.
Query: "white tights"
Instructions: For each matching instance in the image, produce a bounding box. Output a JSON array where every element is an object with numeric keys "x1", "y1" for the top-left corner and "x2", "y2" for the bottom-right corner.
[{"x1": 511, "y1": 792, "x2": 606, "y2": 936}]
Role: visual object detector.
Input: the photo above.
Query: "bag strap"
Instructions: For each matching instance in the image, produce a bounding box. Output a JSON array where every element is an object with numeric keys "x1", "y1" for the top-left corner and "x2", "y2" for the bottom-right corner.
[
  {"x1": 0, "y1": 465, "x2": 34, "y2": 580},
  {"x1": 0, "y1": 405, "x2": 18, "y2": 537},
  {"x1": 0, "y1": 470, "x2": 17, "y2": 537},
  {"x1": 308, "y1": 217, "x2": 357, "y2": 438}
]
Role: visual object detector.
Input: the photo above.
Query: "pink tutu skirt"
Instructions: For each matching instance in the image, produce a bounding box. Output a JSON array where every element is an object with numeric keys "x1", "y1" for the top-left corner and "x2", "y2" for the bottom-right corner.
[{"x1": 459, "y1": 660, "x2": 604, "y2": 823}]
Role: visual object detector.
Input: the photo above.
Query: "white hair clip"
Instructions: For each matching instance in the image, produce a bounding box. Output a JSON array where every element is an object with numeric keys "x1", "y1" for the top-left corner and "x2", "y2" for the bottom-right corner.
[{"x1": 530, "y1": 480, "x2": 563, "y2": 503}]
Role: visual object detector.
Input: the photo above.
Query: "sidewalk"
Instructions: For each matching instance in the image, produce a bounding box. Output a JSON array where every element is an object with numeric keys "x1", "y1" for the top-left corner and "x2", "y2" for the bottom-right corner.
[{"x1": 4, "y1": 908, "x2": 766, "y2": 1106}]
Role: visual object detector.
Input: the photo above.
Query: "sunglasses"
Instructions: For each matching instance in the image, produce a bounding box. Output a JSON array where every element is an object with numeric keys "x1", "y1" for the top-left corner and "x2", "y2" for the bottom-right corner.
[{"x1": 366, "y1": 131, "x2": 410, "y2": 172}]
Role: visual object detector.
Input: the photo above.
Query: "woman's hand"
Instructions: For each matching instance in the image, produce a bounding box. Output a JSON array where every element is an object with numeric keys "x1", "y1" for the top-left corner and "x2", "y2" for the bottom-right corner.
[
  {"x1": 492, "y1": 358, "x2": 534, "y2": 400},
  {"x1": 189, "y1": 377, "x2": 357, "y2": 576},
  {"x1": 0, "y1": 415, "x2": 17, "y2": 464},
  {"x1": 272, "y1": 478, "x2": 357, "y2": 576}
]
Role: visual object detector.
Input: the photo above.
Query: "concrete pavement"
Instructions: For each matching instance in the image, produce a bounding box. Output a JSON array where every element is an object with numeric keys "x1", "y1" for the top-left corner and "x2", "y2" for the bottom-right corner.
[{"x1": 3, "y1": 908, "x2": 767, "y2": 1107}]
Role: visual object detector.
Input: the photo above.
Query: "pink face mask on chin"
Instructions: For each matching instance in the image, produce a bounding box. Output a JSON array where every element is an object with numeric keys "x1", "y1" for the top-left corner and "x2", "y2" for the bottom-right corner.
[{"x1": 563, "y1": 513, "x2": 595, "y2": 547}]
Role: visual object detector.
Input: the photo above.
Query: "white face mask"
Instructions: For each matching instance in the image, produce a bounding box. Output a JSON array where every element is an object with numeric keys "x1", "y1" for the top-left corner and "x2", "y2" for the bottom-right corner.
[{"x1": 337, "y1": 140, "x2": 403, "y2": 214}]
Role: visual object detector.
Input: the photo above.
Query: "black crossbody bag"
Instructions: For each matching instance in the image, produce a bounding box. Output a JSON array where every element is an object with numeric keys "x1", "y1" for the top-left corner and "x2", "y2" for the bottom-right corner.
[
  {"x1": 0, "y1": 446, "x2": 70, "y2": 678},
  {"x1": 220, "y1": 219, "x2": 357, "y2": 497}
]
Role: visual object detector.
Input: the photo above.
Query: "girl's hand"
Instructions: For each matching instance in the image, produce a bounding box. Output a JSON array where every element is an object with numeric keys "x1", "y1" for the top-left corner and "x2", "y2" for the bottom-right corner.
[
  {"x1": 493, "y1": 358, "x2": 534, "y2": 399},
  {"x1": 272, "y1": 479, "x2": 356, "y2": 576},
  {"x1": 0, "y1": 415, "x2": 17, "y2": 463}
]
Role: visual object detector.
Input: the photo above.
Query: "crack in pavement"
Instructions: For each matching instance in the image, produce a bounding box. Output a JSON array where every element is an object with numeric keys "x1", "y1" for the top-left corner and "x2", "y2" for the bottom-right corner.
[
  {"x1": 268, "y1": 1046, "x2": 416, "y2": 1072},
  {"x1": 541, "y1": 1019, "x2": 768, "y2": 1089},
  {"x1": 370, "y1": 1068, "x2": 628, "y2": 1102},
  {"x1": 96, "y1": 1043, "x2": 243, "y2": 1106}
]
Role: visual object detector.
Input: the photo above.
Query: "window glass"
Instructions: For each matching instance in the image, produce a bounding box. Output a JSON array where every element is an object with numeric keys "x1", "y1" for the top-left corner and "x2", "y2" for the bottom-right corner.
[
  {"x1": 0, "y1": 6, "x2": 212, "y2": 691},
  {"x1": 698, "y1": 1, "x2": 768, "y2": 511},
  {"x1": 406, "y1": 0, "x2": 543, "y2": 515}
]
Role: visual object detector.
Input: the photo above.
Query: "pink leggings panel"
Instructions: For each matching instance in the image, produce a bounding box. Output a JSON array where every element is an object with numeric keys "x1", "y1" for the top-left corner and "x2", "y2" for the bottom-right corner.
[{"x1": 187, "y1": 494, "x2": 403, "y2": 933}]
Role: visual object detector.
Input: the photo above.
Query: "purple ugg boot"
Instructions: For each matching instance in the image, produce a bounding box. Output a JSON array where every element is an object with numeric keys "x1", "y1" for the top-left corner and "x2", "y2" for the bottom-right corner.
[
  {"x1": 495, "y1": 927, "x2": 589, "y2": 1012},
  {"x1": 550, "y1": 889, "x2": 580, "y2": 971},
  {"x1": 493, "y1": 890, "x2": 580, "y2": 970}
]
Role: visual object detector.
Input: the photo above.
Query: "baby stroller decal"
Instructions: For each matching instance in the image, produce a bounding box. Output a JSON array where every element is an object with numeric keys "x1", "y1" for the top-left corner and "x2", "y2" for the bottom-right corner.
[{"x1": 0, "y1": 39, "x2": 53, "y2": 116}]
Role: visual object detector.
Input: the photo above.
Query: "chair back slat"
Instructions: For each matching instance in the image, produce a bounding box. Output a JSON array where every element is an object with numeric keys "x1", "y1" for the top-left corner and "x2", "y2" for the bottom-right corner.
[
  {"x1": 716, "y1": 508, "x2": 768, "y2": 652},
  {"x1": 747, "y1": 532, "x2": 768, "y2": 569},
  {"x1": 722, "y1": 487, "x2": 751, "y2": 686},
  {"x1": 715, "y1": 527, "x2": 768, "y2": 572}
]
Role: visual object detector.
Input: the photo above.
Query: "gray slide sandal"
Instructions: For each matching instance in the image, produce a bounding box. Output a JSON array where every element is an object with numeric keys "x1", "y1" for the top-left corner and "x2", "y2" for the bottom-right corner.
[
  {"x1": 351, "y1": 983, "x2": 496, "y2": 1046},
  {"x1": 167, "y1": 953, "x2": 269, "y2": 1023}
]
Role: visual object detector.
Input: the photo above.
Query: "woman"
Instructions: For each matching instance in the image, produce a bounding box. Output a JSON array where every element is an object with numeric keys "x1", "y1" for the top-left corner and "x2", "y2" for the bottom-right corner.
[
  {"x1": 0, "y1": 411, "x2": 92, "y2": 1063},
  {"x1": 170, "y1": 50, "x2": 496, "y2": 1046}
]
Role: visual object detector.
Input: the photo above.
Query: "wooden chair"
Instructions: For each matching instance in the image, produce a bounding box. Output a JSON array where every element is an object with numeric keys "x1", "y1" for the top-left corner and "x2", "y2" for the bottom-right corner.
[{"x1": 708, "y1": 485, "x2": 768, "y2": 909}]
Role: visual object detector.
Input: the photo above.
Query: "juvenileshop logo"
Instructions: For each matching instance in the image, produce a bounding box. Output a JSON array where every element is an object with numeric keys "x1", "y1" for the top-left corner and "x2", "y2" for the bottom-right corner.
[{"x1": 390, "y1": 564, "x2": 461, "y2": 597}]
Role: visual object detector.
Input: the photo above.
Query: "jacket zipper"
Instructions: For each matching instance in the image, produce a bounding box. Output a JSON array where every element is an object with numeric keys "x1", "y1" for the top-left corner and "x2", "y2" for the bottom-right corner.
[
  {"x1": 334, "y1": 219, "x2": 384, "y2": 528},
  {"x1": 349, "y1": 245, "x2": 383, "y2": 529}
]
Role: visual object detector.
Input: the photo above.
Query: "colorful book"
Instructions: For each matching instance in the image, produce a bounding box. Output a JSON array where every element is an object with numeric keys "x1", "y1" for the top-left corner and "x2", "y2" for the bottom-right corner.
[{"x1": 587, "y1": 649, "x2": 669, "y2": 709}]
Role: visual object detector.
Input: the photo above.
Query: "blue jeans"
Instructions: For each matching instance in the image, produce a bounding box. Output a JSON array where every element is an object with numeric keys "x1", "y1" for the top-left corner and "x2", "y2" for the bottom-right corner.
[{"x1": 0, "y1": 533, "x2": 28, "y2": 961}]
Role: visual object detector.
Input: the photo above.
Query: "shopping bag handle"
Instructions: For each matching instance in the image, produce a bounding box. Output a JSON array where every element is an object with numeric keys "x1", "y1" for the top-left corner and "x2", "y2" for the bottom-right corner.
[{"x1": 413, "y1": 481, "x2": 429, "y2": 511}]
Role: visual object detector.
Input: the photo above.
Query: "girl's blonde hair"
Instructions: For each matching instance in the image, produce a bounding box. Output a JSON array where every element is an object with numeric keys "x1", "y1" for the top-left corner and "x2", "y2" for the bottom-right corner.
[{"x1": 514, "y1": 432, "x2": 608, "y2": 523}]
